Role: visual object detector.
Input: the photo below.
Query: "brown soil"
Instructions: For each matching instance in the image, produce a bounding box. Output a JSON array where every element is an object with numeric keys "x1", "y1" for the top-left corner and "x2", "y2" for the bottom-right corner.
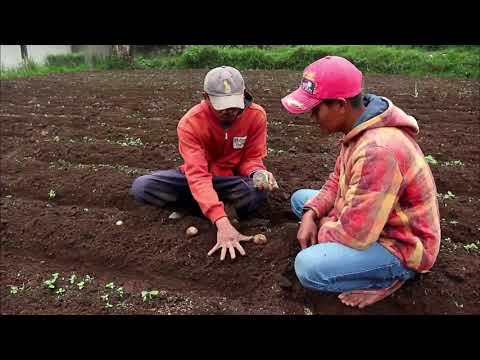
[{"x1": 1, "y1": 70, "x2": 479, "y2": 314}]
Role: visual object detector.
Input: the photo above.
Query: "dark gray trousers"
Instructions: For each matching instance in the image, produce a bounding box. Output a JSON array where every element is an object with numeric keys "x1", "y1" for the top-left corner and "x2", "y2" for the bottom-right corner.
[{"x1": 131, "y1": 169, "x2": 267, "y2": 217}]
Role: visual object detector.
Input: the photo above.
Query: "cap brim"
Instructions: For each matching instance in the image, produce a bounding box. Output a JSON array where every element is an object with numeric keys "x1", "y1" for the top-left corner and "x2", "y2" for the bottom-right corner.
[
  {"x1": 281, "y1": 88, "x2": 321, "y2": 114},
  {"x1": 209, "y1": 94, "x2": 245, "y2": 111}
]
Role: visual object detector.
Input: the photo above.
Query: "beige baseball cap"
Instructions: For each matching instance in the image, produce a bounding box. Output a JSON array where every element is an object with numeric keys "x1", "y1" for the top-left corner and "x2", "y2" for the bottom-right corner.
[{"x1": 204, "y1": 66, "x2": 245, "y2": 110}]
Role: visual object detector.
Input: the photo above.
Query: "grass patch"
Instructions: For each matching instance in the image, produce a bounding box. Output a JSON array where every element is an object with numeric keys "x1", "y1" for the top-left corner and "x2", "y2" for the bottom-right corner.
[
  {"x1": 175, "y1": 45, "x2": 480, "y2": 78},
  {"x1": 2, "y1": 46, "x2": 479, "y2": 80}
]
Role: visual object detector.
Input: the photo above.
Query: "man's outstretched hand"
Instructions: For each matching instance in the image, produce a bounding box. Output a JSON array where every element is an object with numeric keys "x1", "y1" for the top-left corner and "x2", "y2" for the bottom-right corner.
[{"x1": 208, "y1": 217, "x2": 252, "y2": 261}]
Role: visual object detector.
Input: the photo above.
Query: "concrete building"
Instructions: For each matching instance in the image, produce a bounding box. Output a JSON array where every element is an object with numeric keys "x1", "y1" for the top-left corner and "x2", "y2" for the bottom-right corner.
[{"x1": 1, "y1": 45, "x2": 113, "y2": 69}]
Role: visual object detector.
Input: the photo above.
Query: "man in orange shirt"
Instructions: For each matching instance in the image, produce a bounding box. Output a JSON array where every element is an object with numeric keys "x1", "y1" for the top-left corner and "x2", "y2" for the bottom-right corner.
[{"x1": 132, "y1": 66, "x2": 278, "y2": 261}]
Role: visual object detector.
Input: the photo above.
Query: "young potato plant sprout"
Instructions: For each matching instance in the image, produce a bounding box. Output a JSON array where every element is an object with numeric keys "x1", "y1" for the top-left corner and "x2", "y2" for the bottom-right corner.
[
  {"x1": 464, "y1": 241, "x2": 479, "y2": 252},
  {"x1": 43, "y1": 273, "x2": 60, "y2": 290},
  {"x1": 115, "y1": 287, "x2": 124, "y2": 298},
  {"x1": 443, "y1": 160, "x2": 464, "y2": 167},
  {"x1": 117, "y1": 137, "x2": 144, "y2": 147},
  {"x1": 424, "y1": 155, "x2": 438, "y2": 165},
  {"x1": 48, "y1": 189, "x2": 56, "y2": 199},
  {"x1": 69, "y1": 274, "x2": 77, "y2": 285},
  {"x1": 76, "y1": 274, "x2": 93, "y2": 290},
  {"x1": 8, "y1": 284, "x2": 25, "y2": 295},
  {"x1": 141, "y1": 290, "x2": 159, "y2": 302},
  {"x1": 56, "y1": 288, "x2": 66, "y2": 296},
  {"x1": 438, "y1": 191, "x2": 456, "y2": 201}
]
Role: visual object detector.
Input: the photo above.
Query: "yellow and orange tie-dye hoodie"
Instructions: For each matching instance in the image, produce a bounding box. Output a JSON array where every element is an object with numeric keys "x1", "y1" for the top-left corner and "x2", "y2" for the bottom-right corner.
[{"x1": 304, "y1": 94, "x2": 441, "y2": 273}]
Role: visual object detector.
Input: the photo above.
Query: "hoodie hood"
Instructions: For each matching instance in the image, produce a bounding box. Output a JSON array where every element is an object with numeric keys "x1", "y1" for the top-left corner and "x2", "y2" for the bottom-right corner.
[{"x1": 344, "y1": 94, "x2": 419, "y2": 143}]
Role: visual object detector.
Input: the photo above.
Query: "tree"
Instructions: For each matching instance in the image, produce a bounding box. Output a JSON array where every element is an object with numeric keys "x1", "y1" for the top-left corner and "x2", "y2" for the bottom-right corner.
[
  {"x1": 112, "y1": 45, "x2": 134, "y2": 63},
  {"x1": 20, "y1": 45, "x2": 28, "y2": 61}
]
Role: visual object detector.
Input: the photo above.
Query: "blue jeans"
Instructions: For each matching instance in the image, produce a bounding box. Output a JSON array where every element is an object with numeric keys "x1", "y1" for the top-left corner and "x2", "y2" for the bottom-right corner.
[{"x1": 291, "y1": 189, "x2": 416, "y2": 292}]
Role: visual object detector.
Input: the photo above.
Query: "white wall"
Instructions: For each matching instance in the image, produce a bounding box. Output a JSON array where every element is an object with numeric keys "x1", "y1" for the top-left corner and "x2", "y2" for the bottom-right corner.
[
  {"x1": 1, "y1": 45, "x2": 23, "y2": 69},
  {"x1": 27, "y1": 45, "x2": 72, "y2": 64},
  {"x1": 72, "y1": 45, "x2": 112, "y2": 58},
  {"x1": 1, "y1": 45, "x2": 73, "y2": 69}
]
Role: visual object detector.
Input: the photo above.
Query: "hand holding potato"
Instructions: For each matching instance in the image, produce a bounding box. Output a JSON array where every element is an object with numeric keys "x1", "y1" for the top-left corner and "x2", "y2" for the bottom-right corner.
[{"x1": 253, "y1": 170, "x2": 279, "y2": 192}]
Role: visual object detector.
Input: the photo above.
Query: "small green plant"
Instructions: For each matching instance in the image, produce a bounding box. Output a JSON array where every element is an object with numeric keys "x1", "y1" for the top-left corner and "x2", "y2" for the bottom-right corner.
[
  {"x1": 77, "y1": 281, "x2": 85, "y2": 290},
  {"x1": 56, "y1": 288, "x2": 66, "y2": 296},
  {"x1": 69, "y1": 274, "x2": 77, "y2": 285},
  {"x1": 115, "y1": 287, "x2": 124, "y2": 298},
  {"x1": 105, "y1": 282, "x2": 115, "y2": 290},
  {"x1": 105, "y1": 302, "x2": 113, "y2": 309},
  {"x1": 119, "y1": 137, "x2": 144, "y2": 147},
  {"x1": 84, "y1": 275, "x2": 94, "y2": 282},
  {"x1": 438, "y1": 191, "x2": 456, "y2": 201},
  {"x1": 443, "y1": 160, "x2": 464, "y2": 166},
  {"x1": 100, "y1": 294, "x2": 109, "y2": 301},
  {"x1": 48, "y1": 189, "x2": 56, "y2": 199},
  {"x1": 464, "y1": 241, "x2": 479, "y2": 252},
  {"x1": 43, "y1": 273, "x2": 60, "y2": 290},
  {"x1": 9, "y1": 285, "x2": 24, "y2": 295},
  {"x1": 425, "y1": 155, "x2": 438, "y2": 165},
  {"x1": 141, "y1": 290, "x2": 159, "y2": 302},
  {"x1": 82, "y1": 136, "x2": 96, "y2": 143}
]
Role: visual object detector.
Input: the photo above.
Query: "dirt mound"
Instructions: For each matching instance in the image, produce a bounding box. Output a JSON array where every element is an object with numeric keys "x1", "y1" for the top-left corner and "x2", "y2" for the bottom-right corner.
[{"x1": 1, "y1": 70, "x2": 479, "y2": 314}]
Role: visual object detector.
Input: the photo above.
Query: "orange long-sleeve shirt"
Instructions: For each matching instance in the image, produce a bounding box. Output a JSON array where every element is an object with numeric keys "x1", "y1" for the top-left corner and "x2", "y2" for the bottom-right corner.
[{"x1": 177, "y1": 99, "x2": 267, "y2": 223}]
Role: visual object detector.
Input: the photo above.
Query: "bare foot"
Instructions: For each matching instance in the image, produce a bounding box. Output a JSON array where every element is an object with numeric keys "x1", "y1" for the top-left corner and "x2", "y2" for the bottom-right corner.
[{"x1": 338, "y1": 280, "x2": 406, "y2": 309}]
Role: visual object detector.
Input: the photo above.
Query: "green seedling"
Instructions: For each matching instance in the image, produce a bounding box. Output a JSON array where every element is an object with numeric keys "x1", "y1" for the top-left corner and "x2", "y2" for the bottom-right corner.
[
  {"x1": 464, "y1": 242, "x2": 479, "y2": 252},
  {"x1": 48, "y1": 189, "x2": 56, "y2": 199},
  {"x1": 425, "y1": 155, "x2": 438, "y2": 165},
  {"x1": 105, "y1": 282, "x2": 115, "y2": 290},
  {"x1": 445, "y1": 191, "x2": 456, "y2": 199},
  {"x1": 141, "y1": 290, "x2": 159, "y2": 302},
  {"x1": 9, "y1": 285, "x2": 20, "y2": 295},
  {"x1": 105, "y1": 303, "x2": 113, "y2": 309},
  {"x1": 438, "y1": 191, "x2": 456, "y2": 201},
  {"x1": 118, "y1": 137, "x2": 144, "y2": 147},
  {"x1": 82, "y1": 136, "x2": 96, "y2": 143},
  {"x1": 77, "y1": 281, "x2": 85, "y2": 290},
  {"x1": 9, "y1": 284, "x2": 25, "y2": 295},
  {"x1": 100, "y1": 294, "x2": 109, "y2": 301},
  {"x1": 84, "y1": 275, "x2": 93, "y2": 282},
  {"x1": 115, "y1": 287, "x2": 124, "y2": 298},
  {"x1": 68, "y1": 274, "x2": 77, "y2": 285},
  {"x1": 43, "y1": 273, "x2": 60, "y2": 289},
  {"x1": 443, "y1": 160, "x2": 464, "y2": 167},
  {"x1": 56, "y1": 288, "x2": 66, "y2": 296}
]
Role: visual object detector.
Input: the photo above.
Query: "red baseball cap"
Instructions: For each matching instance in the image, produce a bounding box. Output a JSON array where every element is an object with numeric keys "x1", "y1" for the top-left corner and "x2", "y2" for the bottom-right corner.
[{"x1": 281, "y1": 56, "x2": 363, "y2": 114}]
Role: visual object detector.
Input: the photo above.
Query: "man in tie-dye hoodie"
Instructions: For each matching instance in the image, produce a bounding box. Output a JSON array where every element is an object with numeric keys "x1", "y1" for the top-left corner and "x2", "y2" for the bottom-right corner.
[{"x1": 281, "y1": 56, "x2": 440, "y2": 308}]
